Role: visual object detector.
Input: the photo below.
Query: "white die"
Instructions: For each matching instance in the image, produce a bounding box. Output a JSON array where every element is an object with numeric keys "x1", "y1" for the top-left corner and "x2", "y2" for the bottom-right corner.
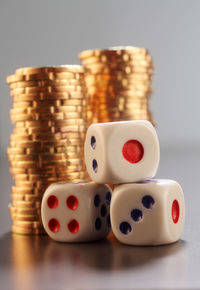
[
  {"x1": 41, "y1": 181, "x2": 112, "y2": 242},
  {"x1": 110, "y1": 179, "x2": 185, "y2": 245},
  {"x1": 84, "y1": 120, "x2": 160, "y2": 184}
]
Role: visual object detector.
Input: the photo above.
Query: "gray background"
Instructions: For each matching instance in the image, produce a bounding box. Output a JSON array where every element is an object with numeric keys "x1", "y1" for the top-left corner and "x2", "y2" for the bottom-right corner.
[
  {"x1": 0, "y1": 0, "x2": 200, "y2": 157},
  {"x1": 0, "y1": 2, "x2": 200, "y2": 289}
]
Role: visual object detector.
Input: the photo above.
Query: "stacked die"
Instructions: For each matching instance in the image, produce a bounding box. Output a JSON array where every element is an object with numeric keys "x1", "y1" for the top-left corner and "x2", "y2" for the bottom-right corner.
[
  {"x1": 41, "y1": 181, "x2": 112, "y2": 242},
  {"x1": 41, "y1": 120, "x2": 185, "y2": 245},
  {"x1": 84, "y1": 120, "x2": 185, "y2": 245}
]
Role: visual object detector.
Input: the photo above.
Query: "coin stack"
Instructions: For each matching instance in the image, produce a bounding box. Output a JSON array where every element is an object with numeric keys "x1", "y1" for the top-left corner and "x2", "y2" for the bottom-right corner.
[
  {"x1": 79, "y1": 46, "x2": 154, "y2": 124},
  {"x1": 7, "y1": 65, "x2": 89, "y2": 235}
]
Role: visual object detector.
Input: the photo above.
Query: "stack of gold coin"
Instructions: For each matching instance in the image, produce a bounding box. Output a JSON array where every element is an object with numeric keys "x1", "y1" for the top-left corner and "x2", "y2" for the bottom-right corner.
[
  {"x1": 7, "y1": 65, "x2": 89, "y2": 235},
  {"x1": 79, "y1": 46, "x2": 154, "y2": 124}
]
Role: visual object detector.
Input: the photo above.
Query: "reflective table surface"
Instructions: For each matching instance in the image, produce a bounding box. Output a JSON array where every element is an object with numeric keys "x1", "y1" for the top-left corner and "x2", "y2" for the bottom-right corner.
[{"x1": 0, "y1": 146, "x2": 199, "y2": 290}]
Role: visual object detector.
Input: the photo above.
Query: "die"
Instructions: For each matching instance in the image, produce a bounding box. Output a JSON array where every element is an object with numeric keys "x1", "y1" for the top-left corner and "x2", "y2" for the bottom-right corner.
[
  {"x1": 110, "y1": 179, "x2": 185, "y2": 245},
  {"x1": 41, "y1": 181, "x2": 112, "y2": 242},
  {"x1": 84, "y1": 120, "x2": 160, "y2": 184}
]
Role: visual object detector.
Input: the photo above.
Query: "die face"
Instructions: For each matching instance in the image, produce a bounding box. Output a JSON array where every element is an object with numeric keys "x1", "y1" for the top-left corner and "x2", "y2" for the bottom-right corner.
[
  {"x1": 165, "y1": 181, "x2": 185, "y2": 243},
  {"x1": 42, "y1": 182, "x2": 89, "y2": 242},
  {"x1": 90, "y1": 184, "x2": 112, "y2": 238},
  {"x1": 41, "y1": 182, "x2": 112, "y2": 242},
  {"x1": 111, "y1": 179, "x2": 185, "y2": 245},
  {"x1": 111, "y1": 181, "x2": 162, "y2": 245},
  {"x1": 84, "y1": 120, "x2": 160, "y2": 184},
  {"x1": 84, "y1": 124, "x2": 107, "y2": 183},
  {"x1": 107, "y1": 121, "x2": 160, "y2": 183}
]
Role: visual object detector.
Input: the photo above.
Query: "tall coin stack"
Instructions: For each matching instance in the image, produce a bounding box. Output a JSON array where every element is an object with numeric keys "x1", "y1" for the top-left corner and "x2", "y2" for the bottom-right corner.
[
  {"x1": 7, "y1": 65, "x2": 89, "y2": 235},
  {"x1": 79, "y1": 46, "x2": 154, "y2": 124}
]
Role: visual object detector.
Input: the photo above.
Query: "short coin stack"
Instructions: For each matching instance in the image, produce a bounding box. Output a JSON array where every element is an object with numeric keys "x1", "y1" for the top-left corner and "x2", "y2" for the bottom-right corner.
[
  {"x1": 79, "y1": 46, "x2": 154, "y2": 124},
  {"x1": 7, "y1": 65, "x2": 89, "y2": 235}
]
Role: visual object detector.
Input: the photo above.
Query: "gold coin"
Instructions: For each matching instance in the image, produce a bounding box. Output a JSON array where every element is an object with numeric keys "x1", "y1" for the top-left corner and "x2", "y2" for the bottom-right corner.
[
  {"x1": 9, "y1": 165, "x2": 85, "y2": 175},
  {"x1": 86, "y1": 84, "x2": 152, "y2": 94},
  {"x1": 12, "y1": 125, "x2": 86, "y2": 134},
  {"x1": 9, "y1": 159, "x2": 84, "y2": 170},
  {"x1": 94, "y1": 99, "x2": 149, "y2": 107},
  {"x1": 11, "y1": 91, "x2": 86, "y2": 102},
  {"x1": 109, "y1": 111, "x2": 151, "y2": 118},
  {"x1": 12, "y1": 126, "x2": 76, "y2": 135},
  {"x1": 117, "y1": 96, "x2": 150, "y2": 102},
  {"x1": 12, "y1": 185, "x2": 46, "y2": 194},
  {"x1": 85, "y1": 86, "x2": 151, "y2": 96},
  {"x1": 95, "y1": 101, "x2": 148, "y2": 110},
  {"x1": 84, "y1": 72, "x2": 149, "y2": 81},
  {"x1": 85, "y1": 78, "x2": 152, "y2": 88},
  {"x1": 10, "y1": 170, "x2": 89, "y2": 181},
  {"x1": 84, "y1": 67, "x2": 153, "y2": 76},
  {"x1": 84, "y1": 64, "x2": 153, "y2": 75},
  {"x1": 12, "y1": 98, "x2": 86, "y2": 109},
  {"x1": 8, "y1": 152, "x2": 67, "y2": 161},
  {"x1": 10, "y1": 84, "x2": 84, "y2": 95},
  {"x1": 12, "y1": 220, "x2": 42, "y2": 228},
  {"x1": 10, "y1": 111, "x2": 86, "y2": 122},
  {"x1": 7, "y1": 70, "x2": 84, "y2": 84},
  {"x1": 9, "y1": 131, "x2": 85, "y2": 142},
  {"x1": 15, "y1": 65, "x2": 84, "y2": 75},
  {"x1": 11, "y1": 92, "x2": 86, "y2": 102},
  {"x1": 8, "y1": 143, "x2": 83, "y2": 155},
  {"x1": 65, "y1": 152, "x2": 84, "y2": 159},
  {"x1": 86, "y1": 91, "x2": 152, "y2": 100},
  {"x1": 11, "y1": 225, "x2": 45, "y2": 235},
  {"x1": 85, "y1": 71, "x2": 152, "y2": 82},
  {"x1": 9, "y1": 162, "x2": 85, "y2": 173},
  {"x1": 12, "y1": 176, "x2": 89, "y2": 184},
  {"x1": 11, "y1": 167, "x2": 86, "y2": 181},
  {"x1": 12, "y1": 200, "x2": 41, "y2": 209},
  {"x1": 8, "y1": 150, "x2": 76, "y2": 159},
  {"x1": 11, "y1": 105, "x2": 86, "y2": 115},
  {"x1": 10, "y1": 213, "x2": 41, "y2": 222},
  {"x1": 84, "y1": 77, "x2": 151, "y2": 89},
  {"x1": 84, "y1": 58, "x2": 152, "y2": 67},
  {"x1": 83, "y1": 54, "x2": 153, "y2": 66},
  {"x1": 118, "y1": 115, "x2": 151, "y2": 122},
  {"x1": 7, "y1": 144, "x2": 84, "y2": 155},
  {"x1": 50, "y1": 144, "x2": 84, "y2": 152},
  {"x1": 65, "y1": 137, "x2": 84, "y2": 146},
  {"x1": 122, "y1": 104, "x2": 149, "y2": 111},
  {"x1": 78, "y1": 46, "x2": 150, "y2": 60},
  {"x1": 84, "y1": 72, "x2": 152, "y2": 82},
  {"x1": 10, "y1": 211, "x2": 41, "y2": 218},
  {"x1": 9, "y1": 159, "x2": 75, "y2": 169},
  {"x1": 11, "y1": 223, "x2": 42, "y2": 230},
  {"x1": 8, "y1": 153, "x2": 84, "y2": 163},
  {"x1": 8, "y1": 143, "x2": 82, "y2": 153},
  {"x1": 11, "y1": 194, "x2": 43, "y2": 202},
  {"x1": 9, "y1": 79, "x2": 83, "y2": 90},
  {"x1": 87, "y1": 69, "x2": 152, "y2": 82},
  {"x1": 11, "y1": 174, "x2": 56, "y2": 182},
  {"x1": 9, "y1": 139, "x2": 68, "y2": 148},
  {"x1": 14, "y1": 118, "x2": 87, "y2": 128},
  {"x1": 90, "y1": 90, "x2": 152, "y2": 99},
  {"x1": 87, "y1": 103, "x2": 149, "y2": 114},
  {"x1": 14, "y1": 180, "x2": 51, "y2": 188},
  {"x1": 81, "y1": 55, "x2": 153, "y2": 67},
  {"x1": 7, "y1": 147, "x2": 28, "y2": 155},
  {"x1": 12, "y1": 185, "x2": 47, "y2": 194},
  {"x1": 97, "y1": 107, "x2": 148, "y2": 115},
  {"x1": 9, "y1": 204, "x2": 41, "y2": 215}
]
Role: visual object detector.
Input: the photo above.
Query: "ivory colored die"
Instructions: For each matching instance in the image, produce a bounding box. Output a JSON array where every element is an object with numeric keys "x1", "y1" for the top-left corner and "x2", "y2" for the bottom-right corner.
[
  {"x1": 41, "y1": 181, "x2": 112, "y2": 242},
  {"x1": 110, "y1": 179, "x2": 185, "y2": 245},
  {"x1": 84, "y1": 120, "x2": 160, "y2": 184}
]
